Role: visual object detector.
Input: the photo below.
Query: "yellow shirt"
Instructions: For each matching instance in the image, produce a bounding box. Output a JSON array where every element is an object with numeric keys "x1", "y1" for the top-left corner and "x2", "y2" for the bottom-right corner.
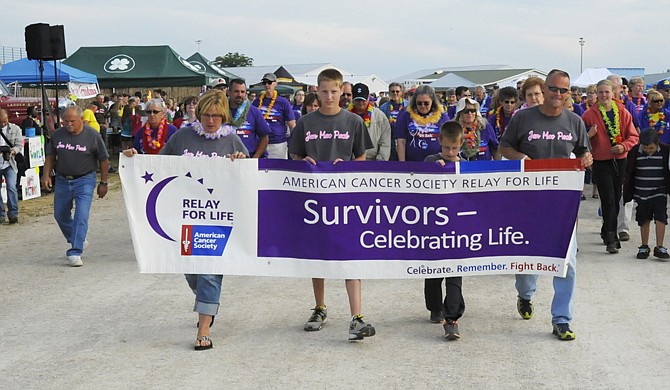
[{"x1": 83, "y1": 109, "x2": 100, "y2": 132}]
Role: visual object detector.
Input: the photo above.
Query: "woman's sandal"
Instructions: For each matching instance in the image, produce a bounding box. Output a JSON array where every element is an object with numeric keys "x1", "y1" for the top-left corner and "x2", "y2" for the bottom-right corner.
[{"x1": 195, "y1": 336, "x2": 213, "y2": 351}]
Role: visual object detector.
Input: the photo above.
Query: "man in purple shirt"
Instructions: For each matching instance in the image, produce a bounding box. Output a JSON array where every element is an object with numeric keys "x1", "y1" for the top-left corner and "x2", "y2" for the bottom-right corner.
[
  {"x1": 252, "y1": 73, "x2": 295, "y2": 159},
  {"x1": 229, "y1": 79, "x2": 270, "y2": 158}
]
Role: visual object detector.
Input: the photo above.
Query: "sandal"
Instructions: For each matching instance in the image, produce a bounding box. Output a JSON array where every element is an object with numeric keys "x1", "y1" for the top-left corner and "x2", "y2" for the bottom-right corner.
[{"x1": 195, "y1": 335, "x2": 213, "y2": 351}]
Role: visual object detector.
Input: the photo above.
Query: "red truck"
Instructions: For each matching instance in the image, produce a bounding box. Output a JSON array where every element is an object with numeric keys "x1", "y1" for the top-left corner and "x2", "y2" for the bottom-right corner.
[{"x1": 0, "y1": 81, "x2": 57, "y2": 130}]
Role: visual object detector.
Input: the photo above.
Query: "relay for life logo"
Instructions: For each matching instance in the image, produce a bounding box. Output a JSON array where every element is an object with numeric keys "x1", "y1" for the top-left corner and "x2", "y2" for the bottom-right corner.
[{"x1": 141, "y1": 170, "x2": 234, "y2": 257}]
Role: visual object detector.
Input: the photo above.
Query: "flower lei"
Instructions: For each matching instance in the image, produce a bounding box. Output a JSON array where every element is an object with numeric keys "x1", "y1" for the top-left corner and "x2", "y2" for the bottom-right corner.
[
  {"x1": 598, "y1": 102, "x2": 622, "y2": 146},
  {"x1": 495, "y1": 106, "x2": 506, "y2": 135},
  {"x1": 461, "y1": 123, "x2": 481, "y2": 159},
  {"x1": 407, "y1": 104, "x2": 444, "y2": 127},
  {"x1": 230, "y1": 99, "x2": 251, "y2": 128},
  {"x1": 389, "y1": 101, "x2": 404, "y2": 124},
  {"x1": 647, "y1": 107, "x2": 666, "y2": 134},
  {"x1": 259, "y1": 90, "x2": 278, "y2": 120},
  {"x1": 632, "y1": 95, "x2": 646, "y2": 113},
  {"x1": 192, "y1": 121, "x2": 236, "y2": 139},
  {"x1": 348, "y1": 101, "x2": 374, "y2": 128},
  {"x1": 143, "y1": 117, "x2": 168, "y2": 154}
]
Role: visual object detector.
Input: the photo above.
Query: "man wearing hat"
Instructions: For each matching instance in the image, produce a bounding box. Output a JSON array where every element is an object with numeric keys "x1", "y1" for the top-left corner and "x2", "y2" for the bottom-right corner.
[
  {"x1": 657, "y1": 78, "x2": 670, "y2": 111},
  {"x1": 348, "y1": 83, "x2": 390, "y2": 161},
  {"x1": 252, "y1": 73, "x2": 295, "y2": 159},
  {"x1": 210, "y1": 78, "x2": 228, "y2": 94}
]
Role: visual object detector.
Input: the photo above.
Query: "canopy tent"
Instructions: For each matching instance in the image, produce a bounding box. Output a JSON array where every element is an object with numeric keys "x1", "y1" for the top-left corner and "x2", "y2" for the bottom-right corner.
[
  {"x1": 0, "y1": 58, "x2": 99, "y2": 98},
  {"x1": 63, "y1": 45, "x2": 207, "y2": 88},
  {"x1": 185, "y1": 53, "x2": 241, "y2": 84},
  {"x1": 428, "y1": 73, "x2": 477, "y2": 89},
  {"x1": 572, "y1": 68, "x2": 612, "y2": 88}
]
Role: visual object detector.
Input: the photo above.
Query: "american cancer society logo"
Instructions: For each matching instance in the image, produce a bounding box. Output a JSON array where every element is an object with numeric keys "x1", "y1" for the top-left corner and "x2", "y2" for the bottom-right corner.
[{"x1": 141, "y1": 170, "x2": 234, "y2": 257}]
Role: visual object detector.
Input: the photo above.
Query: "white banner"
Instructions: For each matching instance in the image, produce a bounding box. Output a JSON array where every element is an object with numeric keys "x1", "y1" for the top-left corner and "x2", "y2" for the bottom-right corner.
[
  {"x1": 68, "y1": 82, "x2": 99, "y2": 99},
  {"x1": 27, "y1": 136, "x2": 45, "y2": 167},
  {"x1": 20, "y1": 168, "x2": 41, "y2": 200},
  {"x1": 120, "y1": 155, "x2": 583, "y2": 279}
]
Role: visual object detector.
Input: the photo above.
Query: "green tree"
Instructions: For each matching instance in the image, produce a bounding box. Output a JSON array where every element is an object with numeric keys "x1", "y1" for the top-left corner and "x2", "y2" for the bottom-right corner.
[{"x1": 214, "y1": 52, "x2": 253, "y2": 67}]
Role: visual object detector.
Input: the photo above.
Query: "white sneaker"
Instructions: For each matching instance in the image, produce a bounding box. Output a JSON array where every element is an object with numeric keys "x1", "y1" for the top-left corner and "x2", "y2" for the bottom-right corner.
[{"x1": 67, "y1": 255, "x2": 83, "y2": 267}]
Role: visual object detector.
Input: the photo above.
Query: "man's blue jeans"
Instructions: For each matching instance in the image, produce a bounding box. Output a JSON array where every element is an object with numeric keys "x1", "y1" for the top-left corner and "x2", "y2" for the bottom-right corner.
[
  {"x1": 54, "y1": 172, "x2": 96, "y2": 256},
  {"x1": 0, "y1": 166, "x2": 18, "y2": 220},
  {"x1": 515, "y1": 228, "x2": 577, "y2": 325}
]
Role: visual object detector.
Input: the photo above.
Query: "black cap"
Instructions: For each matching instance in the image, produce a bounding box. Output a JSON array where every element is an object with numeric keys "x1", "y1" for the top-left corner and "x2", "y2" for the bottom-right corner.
[{"x1": 352, "y1": 83, "x2": 369, "y2": 100}]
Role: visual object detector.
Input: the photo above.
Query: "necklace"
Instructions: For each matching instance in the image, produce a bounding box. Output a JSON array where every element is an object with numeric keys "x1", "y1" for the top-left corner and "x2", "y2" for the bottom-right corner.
[
  {"x1": 495, "y1": 106, "x2": 507, "y2": 136},
  {"x1": 598, "y1": 102, "x2": 622, "y2": 146},
  {"x1": 348, "y1": 101, "x2": 374, "y2": 128},
  {"x1": 192, "y1": 121, "x2": 235, "y2": 139},
  {"x1": 143, "y1": 117, "x2": 168, "y2": 154},
  {"x1": 647, "y1": 107, "x2": 666, "y2": 134},
  {"x1": 259, "y1": 90, "x2": 278, "y2": 120},
  {"x1": 407, "y1": 104, "x2": 444, "y2": 127},
  {"x1": 461, "y1": 123, "x2": 481, "y2": 159},
  {"x1": 389, "y1": 100, "x2": 404, "y2": 124},
  {"x1": 230, "y1": 100, "x2": 251, "y2": 128}
]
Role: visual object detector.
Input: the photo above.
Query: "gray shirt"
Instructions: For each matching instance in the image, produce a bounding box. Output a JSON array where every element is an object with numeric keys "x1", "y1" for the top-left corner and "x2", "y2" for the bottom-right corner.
[
  {"x1": 46, "y1": 125, "x2": 109, "y2": 176},
  {"x1": 500, "y1": 106, "x2": 590, "y2": 159},
  {"x1": 289, "y1": 109, "x2": 370, "y2": 161},
  {"x1": 159, "y1": 127, "x2": 249, "y2": 158}
]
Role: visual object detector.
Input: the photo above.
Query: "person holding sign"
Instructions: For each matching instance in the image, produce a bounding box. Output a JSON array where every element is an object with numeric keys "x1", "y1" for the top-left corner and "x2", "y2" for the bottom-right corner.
[{"x1": 500, "y1": 69, "x2": 593, "y2": 341}]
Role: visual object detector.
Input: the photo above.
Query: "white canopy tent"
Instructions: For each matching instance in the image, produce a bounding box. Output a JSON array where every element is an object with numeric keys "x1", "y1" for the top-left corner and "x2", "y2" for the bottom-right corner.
[{"x1": 573, "y1": 68, "x2": 612, "y2": 87}]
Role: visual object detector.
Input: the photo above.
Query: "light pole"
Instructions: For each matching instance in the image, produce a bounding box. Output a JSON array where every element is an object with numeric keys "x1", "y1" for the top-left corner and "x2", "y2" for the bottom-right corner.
[
  {"x1": 579, "y1": 37, "x2": 585, "y2": 73},
  {"x1": 195, "y1": 40, "x2": 202, "y2": 52}
]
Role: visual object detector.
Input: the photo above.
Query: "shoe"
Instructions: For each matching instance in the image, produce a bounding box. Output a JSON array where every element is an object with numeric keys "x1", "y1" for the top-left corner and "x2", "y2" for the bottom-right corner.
[
  {"x1": 581, "y1": 193, "x2": 586, "y2": 201},
  {"x1": 430, "y1": 310, "x2": 444, "y2": 323},
  {"x1": 637, "y1": 245, "x2": 651, "y2": 259},
  {"x1": 443, "y1": 319, "x2": 460, "y2": 340},
  {"x1": 517, "y1": 297, "x2": 534, "y2": 319},
  {"x1": 618, "y1": 232, "x2": 630, "y2": 242},
  {"x1": 195, "y1": 335, "x2": 213, "y2": 351},
  {"x1": 592, "y1": 194, "x2": 599, "y2": 199},
  {"x1": 348, "y1": 315, "x2": 376, "y2": 341},
  {"x1": 552, "y1": 323, "x2": 576, "y2": 341},
  {"x1": 67, "y1": 255, "x2": 83, "y2": 267},
  {"x1": 304, "y1": 306, "x2": 328, "y2": 331},
  {"x1": 108, "y1": 166, "x2": 117, "y2": 173},
  {"x1": 605, "y1": 231, "x2": 619, "y2": 253},
  {"x1": 8, "y1": 216, "x2": 17, "y2": 224},
  {"x1": 654, "y1": 246, "x2": 670, "y2": 260}
]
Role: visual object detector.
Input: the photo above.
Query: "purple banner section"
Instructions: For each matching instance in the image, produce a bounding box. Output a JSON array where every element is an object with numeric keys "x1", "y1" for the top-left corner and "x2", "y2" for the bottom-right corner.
[
  {"x1": 259, "y1": 159, "x2": 458, "y2": 174},
  {"x1": 258, "y1": 190, "x2": 580, "y2": 261}
]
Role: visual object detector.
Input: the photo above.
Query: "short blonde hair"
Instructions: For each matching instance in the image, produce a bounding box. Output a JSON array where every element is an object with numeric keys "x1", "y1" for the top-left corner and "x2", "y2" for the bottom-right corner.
[
  {"x1": 317, "y1": 68, "x2": 343, "y2": 88},
  {"x1": 196, "y1": 90, "x2": 230, "y2": 123}
]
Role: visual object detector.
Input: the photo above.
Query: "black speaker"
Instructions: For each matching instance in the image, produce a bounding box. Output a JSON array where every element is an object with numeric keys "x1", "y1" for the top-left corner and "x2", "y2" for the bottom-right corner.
[
  {"x1": 49, "y1": 25, "x2": 66, "y2": 60},
  {"x1": 25, "y1": 23, "x2": 52, "y2": 60}
]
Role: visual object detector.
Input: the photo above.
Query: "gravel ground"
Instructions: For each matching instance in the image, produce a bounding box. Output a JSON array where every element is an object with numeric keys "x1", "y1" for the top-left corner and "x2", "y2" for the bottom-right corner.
[{"x1": 2, "y1": 174, "x2": 669, "y2": 389}]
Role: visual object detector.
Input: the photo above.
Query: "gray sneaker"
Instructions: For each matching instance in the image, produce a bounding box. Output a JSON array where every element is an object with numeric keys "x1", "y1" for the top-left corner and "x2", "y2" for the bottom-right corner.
[
  {"x1": 67, "y1": 255, "x2": 83, "y2": 267},
  {"x1": 348, "y1": 315, "x2": 376, "y2": 341},
  {"x1": 304, "y1": 306, "x2": 328, "y2": 331}
]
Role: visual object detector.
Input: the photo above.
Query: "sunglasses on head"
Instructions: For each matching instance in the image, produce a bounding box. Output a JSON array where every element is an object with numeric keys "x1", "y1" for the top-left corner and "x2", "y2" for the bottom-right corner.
[
  {"x1": 547, "y1": 86, "x2": 569, "y2": 94},
  {"x1": 416, "y1": 101, "x2": 431, "y2": 106}
]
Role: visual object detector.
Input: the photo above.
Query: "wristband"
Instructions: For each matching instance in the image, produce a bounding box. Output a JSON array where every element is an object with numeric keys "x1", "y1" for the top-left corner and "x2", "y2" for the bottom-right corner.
[{"x1": 98, "y1": 182, "x2": 108, "y2": 186}]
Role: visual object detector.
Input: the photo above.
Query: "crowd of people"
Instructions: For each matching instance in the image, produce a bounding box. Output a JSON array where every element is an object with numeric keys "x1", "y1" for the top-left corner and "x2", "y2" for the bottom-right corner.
[{"x1": 5, "y1": 66, "x2": 670, "y2": 350}]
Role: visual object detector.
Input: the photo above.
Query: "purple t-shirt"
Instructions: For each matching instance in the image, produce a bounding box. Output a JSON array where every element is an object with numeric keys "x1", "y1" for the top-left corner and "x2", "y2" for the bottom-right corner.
[
  {"x1": 393, "y1": 110, "x2": 450, "y2": 162},
  {"x1": 470, "y1": 122, "x2": 499, "y2": 161},
  {"x1": 252, "y1": 94, "x2": 295, "y2": 144},
  {"x1": 233, "y1": 105, "x2": 271, "y2": 157}
]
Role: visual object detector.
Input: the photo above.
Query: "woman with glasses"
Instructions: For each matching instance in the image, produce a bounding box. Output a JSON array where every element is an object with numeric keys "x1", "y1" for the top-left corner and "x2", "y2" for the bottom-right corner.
[
  {"x1": 179, "y1": 96, "x2": 199, "y2": 129},
  {"x1": 487, "y1": 86, "x2": 518, "y2": 139},
  {"x1": 292, "y1": 90, "x2": 305, "y2": 121},
  {"x1": 639, "y1": 90, "x2": 670, "y2": 144},
  {"x1": 394, "y1": 85, "x2": 450, "y2": 163},
  {"x1": 454, "y1": 97, "x2": 499, "y2": 161},
  {"x1": 580, "y1": 84, "x2": 597, "y2": 112},
  {"x1": 131, "y1": 99, "x2": 178, "y2": 154},
  {"x1": 582, "y1": 79, "x2": 639, "y2": 253},
  {"x1": 124, "y1": 90, "x2": 248, "y2": 350},
  {"x1": 517, "y1": 77, "x2": 545, "y2": 111}
]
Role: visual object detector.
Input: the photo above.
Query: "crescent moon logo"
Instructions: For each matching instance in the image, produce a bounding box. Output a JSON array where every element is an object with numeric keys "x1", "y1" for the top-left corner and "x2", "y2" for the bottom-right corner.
[{"x1": 146, "y1": 176, "x2": 178, "y2": 241}]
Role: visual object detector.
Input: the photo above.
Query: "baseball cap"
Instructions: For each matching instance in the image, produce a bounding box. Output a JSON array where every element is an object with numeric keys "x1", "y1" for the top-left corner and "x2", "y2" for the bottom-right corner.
[
  {"x1": 261, "y1": 73, "x2": 277, "y2": 82},
  {"x1": 210, "y1": 78, "x2": 227, "y2": 89},
  {"x1": 656, "y1": 78, "x2": 670, "y2": 90},
  {"x1": 352, "y1": 83, "x2": 370, "y2": 100}
]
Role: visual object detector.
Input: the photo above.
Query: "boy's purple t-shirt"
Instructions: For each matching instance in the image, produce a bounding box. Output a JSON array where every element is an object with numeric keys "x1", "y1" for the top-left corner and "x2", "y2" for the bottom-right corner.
[
  {"x1": 393, "y1": 110, "x2": 450, "y2": 162},
  {"x1": 252, "y1": 95, "x2": 295, "y2": 144},
  {"x1": 234, "y1": 105, "x2": 271, "y2": 157}
]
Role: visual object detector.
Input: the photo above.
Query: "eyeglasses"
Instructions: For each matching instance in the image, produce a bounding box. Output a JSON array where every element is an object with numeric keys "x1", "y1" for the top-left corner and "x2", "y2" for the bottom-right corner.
[
  {"x1": 201, "y1": 113, "x2": 223, "y2": 120},
  {"x1": 342, "y1": 93, "x2": 353, "y2": 97},
  {"x1": 262, "y1": 80, "x2": 274, "y2": 85},
  {"x1": 463, "y1": 93, "x2": 472, "y2": 97},
  {"x1": 390, "y1": 90, "x2": 402, "y2": 94},
  {"x1": 651, "y1": 99, "x2": 664, "y2": 104},
  {"x1": 416, "y1": 101, "x2": 431, "y2": 106},
  {"x1": 146, "y1": 110, "x2": 163, "y2": 115},
  {"x1": 503, "y1": 100, "x2": 516, "y2": 105},
  {"x1": 547, "y1": 86, "x2": 569, "y2": 94},
  {"x1": 462, "y1": 108, "x2": 477, "y2": 114}
]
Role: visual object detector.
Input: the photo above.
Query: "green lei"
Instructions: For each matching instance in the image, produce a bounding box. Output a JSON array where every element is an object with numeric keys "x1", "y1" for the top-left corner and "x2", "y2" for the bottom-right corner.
[
  {"x1": 229, "y1": 100, "x2": 251, "y2": 128},
  {"x1": 598, "y1": 102, "x2": 621, "y2": 146}
]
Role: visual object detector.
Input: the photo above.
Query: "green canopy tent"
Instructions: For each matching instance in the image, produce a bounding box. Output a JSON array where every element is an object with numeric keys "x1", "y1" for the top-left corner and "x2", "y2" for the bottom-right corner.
[
  {"x1": 185, "y1": 53, "x2": 242, "y2": 84},
  {"x1": 63, "y1": 45, "x2": 207, "y2": 88}
]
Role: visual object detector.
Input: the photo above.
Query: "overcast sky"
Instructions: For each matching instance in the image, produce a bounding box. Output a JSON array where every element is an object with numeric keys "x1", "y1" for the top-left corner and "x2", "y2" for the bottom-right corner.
[{"x1": 2, "y1": 0, "x2": 666, "y2": 81}]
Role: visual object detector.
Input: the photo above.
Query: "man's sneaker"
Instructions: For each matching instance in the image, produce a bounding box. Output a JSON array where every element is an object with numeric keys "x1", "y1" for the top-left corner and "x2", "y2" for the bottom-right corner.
[
  {"x1": 552, "y1": 323, "x2": 576, "y2": 341},
  {"x1": 348, "y1": 315, "x2": 376, "y2": 341},
  {"x1": 304, "y1": 306, "x2": 328, "y2": 331},
  {"x1": 443, "y1": 319, "x2": 460, "y2": 341},
  {"x1": 637, "y1": 245, "x2": 651, "y2": 259},
  {"x1": 8, "y1": 216, "x2": 18, "y2": 224},
  {"x1": 430, "y1": 310, "x2": 444, "y2": 324},
  {"x1": 654, "y1": 246, "x2": 670, "y2": 260},
  {"x1": 67, "y1": 255, "x2": 83, "y2": 267},
  {"x1": 517, "y1": 298, "x2": 534, "y2": 319},
  {"x1": 618, "y1": 231, "x2": 630, "y2": 241}
]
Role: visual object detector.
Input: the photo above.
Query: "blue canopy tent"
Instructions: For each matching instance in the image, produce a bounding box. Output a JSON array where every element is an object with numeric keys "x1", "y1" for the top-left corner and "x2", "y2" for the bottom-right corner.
[{"x1": 0, "y1": 58, "x2": 99, "y2": 98}]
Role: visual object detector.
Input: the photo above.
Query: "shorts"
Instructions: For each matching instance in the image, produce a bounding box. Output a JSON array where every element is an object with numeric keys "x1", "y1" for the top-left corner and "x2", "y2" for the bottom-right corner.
[{"x1": 635, "y1": 195, "x2": 668, "y2": 226}]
